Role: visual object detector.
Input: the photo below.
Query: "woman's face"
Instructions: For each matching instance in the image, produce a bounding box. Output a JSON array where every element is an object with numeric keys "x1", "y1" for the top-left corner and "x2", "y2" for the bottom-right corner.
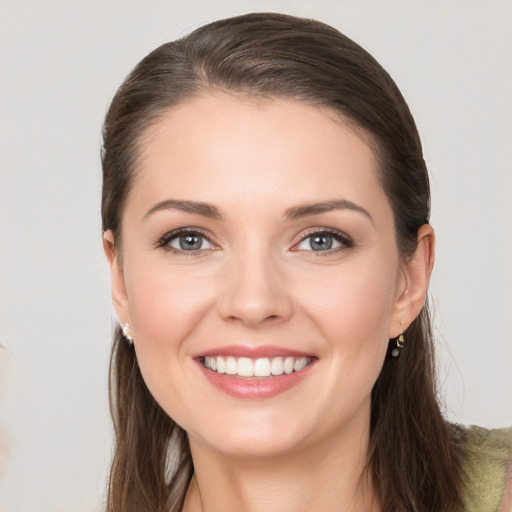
[{"x1": 107, "y1": 93, "x2": 416, "y2": 458}]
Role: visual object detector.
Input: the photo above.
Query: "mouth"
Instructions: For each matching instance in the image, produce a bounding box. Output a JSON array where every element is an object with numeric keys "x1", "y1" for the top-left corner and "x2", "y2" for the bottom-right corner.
[
  {"x1": 194, "y1": 346, "x2": 316, "y2": 399},
  {"x1": 202, "y1": 355, "x2": 312, "y2": 378}
]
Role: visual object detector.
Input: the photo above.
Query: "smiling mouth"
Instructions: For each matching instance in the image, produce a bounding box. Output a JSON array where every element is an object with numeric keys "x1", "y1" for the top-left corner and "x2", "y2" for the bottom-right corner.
[{"x1": 202, "y1": 355, "x2": 312, "y2": 378}]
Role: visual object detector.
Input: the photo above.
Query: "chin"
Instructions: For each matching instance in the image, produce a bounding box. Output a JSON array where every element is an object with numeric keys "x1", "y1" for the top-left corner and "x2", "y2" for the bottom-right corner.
[
  {"x1": 187, "y1": 412, "x2": 311, "y2": 459},
  {"x1": 196, "y1": 434, "x2": 304, "y2": 460}
]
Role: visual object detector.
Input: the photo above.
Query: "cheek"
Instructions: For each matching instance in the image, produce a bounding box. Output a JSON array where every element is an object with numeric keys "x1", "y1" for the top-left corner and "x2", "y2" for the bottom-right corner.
[
  {"x1": 304, "y1": 260, "x2": 398, "y2": 343},
  {"x1": 295, "y1": 263, "x2": 397, "y2": 427},
  {"x1": 122, "y1": 260, "x2": 218, "y2": 424},
  {"x1": 124, "y1": 256, "x2": 215, "y2": 348},
  {"x1": 299, "y1": 257, "x2": 398, "y2": 388}
]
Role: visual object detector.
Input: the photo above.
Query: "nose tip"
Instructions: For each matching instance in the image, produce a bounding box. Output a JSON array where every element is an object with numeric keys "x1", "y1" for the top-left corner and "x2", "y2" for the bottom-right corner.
[{"x1": 216, "y1": 258, "x2": 293, "y2": 328}]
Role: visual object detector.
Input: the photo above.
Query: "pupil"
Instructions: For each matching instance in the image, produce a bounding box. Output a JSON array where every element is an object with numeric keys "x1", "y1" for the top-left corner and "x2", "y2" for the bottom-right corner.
[
  {"x1": 180, "y1": 234, "x2": 202, "y2": 250},
  {"x1": 311, "y1": 235, "x2": 332, "y2": 251}
]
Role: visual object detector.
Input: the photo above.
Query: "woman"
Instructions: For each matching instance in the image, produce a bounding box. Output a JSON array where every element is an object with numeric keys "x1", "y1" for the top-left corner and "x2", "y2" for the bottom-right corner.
[{"x1": 101, "y1": 12, "x2": 511, "y2": 512}]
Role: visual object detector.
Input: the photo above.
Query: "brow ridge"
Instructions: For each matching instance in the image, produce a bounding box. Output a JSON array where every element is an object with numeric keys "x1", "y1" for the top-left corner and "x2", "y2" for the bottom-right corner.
[
  {"x1": 284, "y1": 199, "x2": 373, "y2": 223},
  {"x1": 144, "y1": 198, "x2": 372, "y2": 223},
  {"x1": 144, "y1": 199, "x2": 223, "y2": 220}
]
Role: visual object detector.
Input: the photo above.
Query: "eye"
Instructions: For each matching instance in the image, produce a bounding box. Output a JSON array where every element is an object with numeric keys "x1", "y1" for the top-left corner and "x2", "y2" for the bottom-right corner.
[
  {"x1": 295, "y1": 230, "x2": 353, "y2": 252},
  {"x1": 157, "y1": 229, "x2": 215, "y2": 253}
]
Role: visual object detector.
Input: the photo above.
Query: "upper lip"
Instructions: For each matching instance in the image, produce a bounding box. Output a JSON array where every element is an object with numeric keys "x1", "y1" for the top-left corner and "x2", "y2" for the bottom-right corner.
[{"x1": 193, "y1": 344, "x2": 314, "y2": 359}]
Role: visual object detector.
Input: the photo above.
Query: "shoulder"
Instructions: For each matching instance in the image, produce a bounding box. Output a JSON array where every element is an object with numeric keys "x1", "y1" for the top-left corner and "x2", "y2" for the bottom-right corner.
[{"x1": 461, "y1": 425, "x2": 512, "y2": 512}]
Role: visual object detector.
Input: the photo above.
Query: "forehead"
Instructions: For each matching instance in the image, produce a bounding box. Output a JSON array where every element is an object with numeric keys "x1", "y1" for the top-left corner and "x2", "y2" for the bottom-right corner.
[{"x1": 128, "y1": 92, "x2": 390, "y2": 221}]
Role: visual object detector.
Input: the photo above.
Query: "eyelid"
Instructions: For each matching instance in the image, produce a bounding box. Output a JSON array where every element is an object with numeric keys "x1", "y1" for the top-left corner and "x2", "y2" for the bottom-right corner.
[
  {"x1": 291, "y1": 227, "x2": 354, "y2": 252},
  {"x1": 155, "y1": 227, "x2": 218, "y2": 253},
  {"x1": 155, "y1": 226, "x2": 353, "y2": 254}
]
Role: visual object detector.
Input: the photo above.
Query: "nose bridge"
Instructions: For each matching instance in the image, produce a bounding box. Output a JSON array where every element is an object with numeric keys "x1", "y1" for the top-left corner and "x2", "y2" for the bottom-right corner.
[{"x1": 217, "y1": 239, "x2": 292, "y2": 327}]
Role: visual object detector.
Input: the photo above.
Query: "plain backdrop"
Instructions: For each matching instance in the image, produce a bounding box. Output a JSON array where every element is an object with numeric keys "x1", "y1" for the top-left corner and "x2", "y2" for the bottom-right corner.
[{"x1": 0, "y1": 1, "x2": 511, "y2": 510}]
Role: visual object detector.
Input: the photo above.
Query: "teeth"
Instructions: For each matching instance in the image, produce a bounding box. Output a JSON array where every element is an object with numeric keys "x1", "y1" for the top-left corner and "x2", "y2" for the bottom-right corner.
[
  {"x1": 237, "y1": 357, "x2": 253, "y2": 377},
  {"x1": 293, "y1": 357, "x2": 308, "y2": 372},
  {"x1": 270, "y1": 357, "x2": 283, "y2": 375},
  {"x1": 283, "y1": 357, "x2": 294, "y2": 374},
  {"x1": 254, "y1": 358, "x2": 271, "y2": 377},
  {"x1": 226, "y1": 356, "x2": 237, "y2": 375},
  {"x1": 216, "y1": 356, "x2": 226, "y2": 374},
  {"x1": 203, "y1": 355, "x2": 311, "y2": 377}
]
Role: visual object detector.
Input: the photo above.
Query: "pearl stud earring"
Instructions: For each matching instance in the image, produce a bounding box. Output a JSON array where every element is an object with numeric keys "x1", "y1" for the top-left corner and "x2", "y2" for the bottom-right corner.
[{"x1": 122, "y1": 322, "x2": 133, "y2": 344}]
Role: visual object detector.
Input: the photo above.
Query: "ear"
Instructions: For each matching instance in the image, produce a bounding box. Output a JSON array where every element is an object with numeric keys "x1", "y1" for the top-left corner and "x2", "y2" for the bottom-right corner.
[
  {"x1": 389, "y1": 224, "x2": 435, "y2": 338},
  {"x1": 103, "y1": 230, "x2": 130, "y2": 325}
]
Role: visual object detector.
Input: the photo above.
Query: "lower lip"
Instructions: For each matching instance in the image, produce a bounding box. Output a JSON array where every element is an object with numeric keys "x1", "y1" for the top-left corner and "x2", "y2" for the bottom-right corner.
[{"x1": 196, "y1": 360, "x2": 316, "y2": 399}]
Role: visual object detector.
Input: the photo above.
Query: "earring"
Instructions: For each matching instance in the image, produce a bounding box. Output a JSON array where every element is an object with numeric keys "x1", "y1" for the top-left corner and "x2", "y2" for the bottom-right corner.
[
  {"x1": 122, "y1": 322, "x2": 133, "y2": 344},
  {"x1": 390, "y1": 331, "x2": 404, "y2": 358}
]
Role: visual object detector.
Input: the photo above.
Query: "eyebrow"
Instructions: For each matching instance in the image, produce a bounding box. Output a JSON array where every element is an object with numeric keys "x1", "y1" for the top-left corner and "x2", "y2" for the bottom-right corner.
[
  {"x1": 143, "y1": 198, "x2": 373, "y2": 223},
  {"x1": 143, "y1": 199, "x2": 223, "y2": 220},
  {"x1": 284, "y1": 199, "x2": 373, "y2": 223}
]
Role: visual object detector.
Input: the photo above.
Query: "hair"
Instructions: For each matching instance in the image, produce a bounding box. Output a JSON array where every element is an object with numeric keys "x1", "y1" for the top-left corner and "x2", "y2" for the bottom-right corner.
[{"x1": 101, "y1": 12, "x2": 465, "y2": 512}]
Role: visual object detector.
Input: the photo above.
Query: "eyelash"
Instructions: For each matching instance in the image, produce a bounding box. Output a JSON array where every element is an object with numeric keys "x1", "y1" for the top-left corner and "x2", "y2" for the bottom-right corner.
[
  {"x1": 155, "y1": 228, "x2": 216, "y2": 255},
  {"x1": 293, "y1": 228, "x2": 354, "y2": 254},
  {"x1": 155, "y1": 227, "x2": 354, "y2": 255}
]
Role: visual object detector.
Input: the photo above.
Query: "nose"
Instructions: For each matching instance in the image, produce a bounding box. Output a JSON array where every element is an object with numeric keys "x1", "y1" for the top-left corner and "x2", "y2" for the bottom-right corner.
[{"x1": 216, "y1": 250, "x2": 293, "y2": 328}]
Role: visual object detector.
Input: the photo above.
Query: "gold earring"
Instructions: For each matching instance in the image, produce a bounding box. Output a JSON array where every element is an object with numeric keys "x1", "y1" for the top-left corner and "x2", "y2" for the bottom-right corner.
[{"x1": 390, "y1": 331, "x2": 404, "y2": 358}]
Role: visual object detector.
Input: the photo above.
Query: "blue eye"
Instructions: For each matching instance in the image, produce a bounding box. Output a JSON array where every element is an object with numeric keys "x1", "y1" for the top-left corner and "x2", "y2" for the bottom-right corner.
[
  {"x1": 158, "y1": 230, "x2": 214, "y2": 253},
  {"x1": 172, "y1": 233, "x2": 207, "y2": 251},
  {"x1": 296, "y1": 231, "x2": 352, "y2": 252}
]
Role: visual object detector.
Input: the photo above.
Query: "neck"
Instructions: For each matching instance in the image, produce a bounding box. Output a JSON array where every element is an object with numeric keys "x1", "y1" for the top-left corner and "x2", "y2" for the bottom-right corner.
[{"x1": 182, "y1": 417, "x2": 379, "y2": 512}]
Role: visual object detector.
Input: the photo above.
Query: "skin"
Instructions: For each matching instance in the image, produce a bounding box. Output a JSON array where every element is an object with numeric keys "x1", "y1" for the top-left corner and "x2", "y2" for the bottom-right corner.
[{"x1": 104, "y1": 93, "x2": 434, "y2": 512}]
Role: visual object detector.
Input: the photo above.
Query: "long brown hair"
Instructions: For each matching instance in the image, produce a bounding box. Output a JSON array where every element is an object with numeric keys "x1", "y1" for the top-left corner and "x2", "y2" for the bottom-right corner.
[{"x1": 101, "y1": 12, "x2": 464, "y2": 512}]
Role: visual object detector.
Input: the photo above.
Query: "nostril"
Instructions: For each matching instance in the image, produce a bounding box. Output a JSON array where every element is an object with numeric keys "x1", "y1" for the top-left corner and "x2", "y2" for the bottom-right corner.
[
  {"x1": 217, "y1": 276, "x2": 294, "y2": 326},
  {"x1": 224, "y1": 312, "x2": 282, "y2": 327}
]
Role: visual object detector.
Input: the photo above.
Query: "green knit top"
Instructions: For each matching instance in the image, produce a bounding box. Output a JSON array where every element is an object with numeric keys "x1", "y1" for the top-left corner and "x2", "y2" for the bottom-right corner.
[{"x1": 462, "y1": 425, "x2": 512, "y2": 512}]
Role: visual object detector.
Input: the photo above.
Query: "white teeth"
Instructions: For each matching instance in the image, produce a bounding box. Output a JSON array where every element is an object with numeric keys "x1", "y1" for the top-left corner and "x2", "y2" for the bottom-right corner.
[
  {"x1": 216, "y1": 356, "x2": 226, "y2": 374},
  {"x1": 270, "y1": 357, "x2": 283, "y2": 375},
  {"x1": 225, "y1": 356, "x2": 237, "y2": 375},
  {"x1": 203, "y1": 355, "x2": 311, "y2": 377},
  {"x1": 284, "y1": 357, "x2": 294, "y2": 374},
  {"x1": 237, "y1": 357, "x2": 253, "y2": 377},
  {"x1": 293, "y1": 357, "x2": 308, "y2": 372},
  {"x1": 254, "y1": 358, "x2": 271, "y2": 377}
]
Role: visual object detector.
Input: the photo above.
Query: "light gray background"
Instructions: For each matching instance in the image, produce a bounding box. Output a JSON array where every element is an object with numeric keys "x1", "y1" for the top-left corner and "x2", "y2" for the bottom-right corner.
[{"x1": 0, "y1": 1, "x2": 511, "y2": 510}]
